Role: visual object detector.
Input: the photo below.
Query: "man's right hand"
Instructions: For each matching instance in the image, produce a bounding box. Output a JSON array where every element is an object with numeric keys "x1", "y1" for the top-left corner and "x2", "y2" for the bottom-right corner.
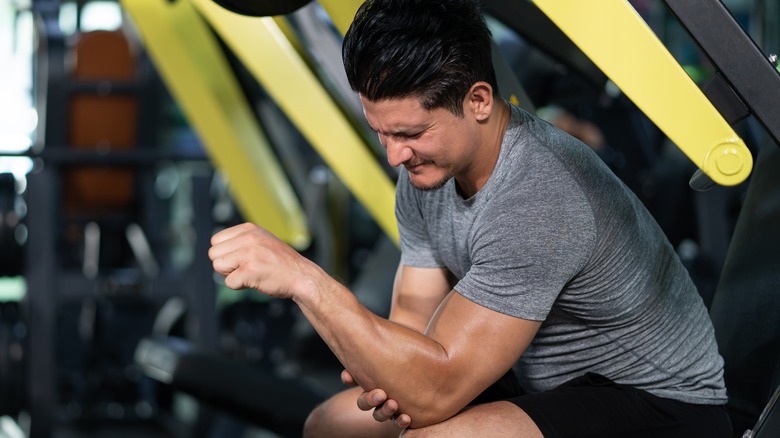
[{"x1": 342, "y1": 369, "x2": 412, "y2": 429}]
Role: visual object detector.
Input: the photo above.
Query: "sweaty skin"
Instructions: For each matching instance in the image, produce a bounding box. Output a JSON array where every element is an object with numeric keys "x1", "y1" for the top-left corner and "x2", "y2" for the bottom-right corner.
[
  {"x1": 315, "y1": 264, "x2": 453, "y2": 434},
  {"x1": 209, "y1": 85, "x2": 543, "y2": 430}
]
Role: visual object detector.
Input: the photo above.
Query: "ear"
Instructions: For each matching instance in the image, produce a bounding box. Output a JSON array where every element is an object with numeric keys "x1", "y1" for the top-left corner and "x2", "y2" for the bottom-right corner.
[{"x1": 466, "y1": 81, "x2": 494, "y2": 121}]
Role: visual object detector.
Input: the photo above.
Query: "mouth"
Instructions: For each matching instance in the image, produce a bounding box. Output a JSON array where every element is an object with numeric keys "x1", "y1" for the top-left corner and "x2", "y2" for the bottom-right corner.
[{"x1": 405, "y1": 160, "x2": 433, "y2": 173}]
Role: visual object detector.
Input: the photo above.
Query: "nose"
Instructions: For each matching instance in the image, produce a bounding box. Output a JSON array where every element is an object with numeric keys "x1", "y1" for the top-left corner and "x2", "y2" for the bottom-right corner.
[{"x1": 382, "y1": 136, "x2": 413, "y2": 167}]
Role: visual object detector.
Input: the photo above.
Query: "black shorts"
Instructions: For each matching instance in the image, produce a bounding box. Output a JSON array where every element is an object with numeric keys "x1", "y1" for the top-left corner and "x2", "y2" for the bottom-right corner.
[{"x1": 471, "y1": 371, "x2": 732, "y2": 438}]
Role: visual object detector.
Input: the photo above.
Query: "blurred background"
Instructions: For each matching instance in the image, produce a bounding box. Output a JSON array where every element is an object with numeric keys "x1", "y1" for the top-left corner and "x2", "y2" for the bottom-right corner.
[{"x1": 0, "y1": 0, "x2": 778, "y2": 437}]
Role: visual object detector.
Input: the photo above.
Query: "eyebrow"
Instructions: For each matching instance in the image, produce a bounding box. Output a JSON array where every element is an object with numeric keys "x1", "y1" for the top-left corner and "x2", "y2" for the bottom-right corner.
[{"x1": 367, "y1": 123, "x2": 427, "y2": 137}]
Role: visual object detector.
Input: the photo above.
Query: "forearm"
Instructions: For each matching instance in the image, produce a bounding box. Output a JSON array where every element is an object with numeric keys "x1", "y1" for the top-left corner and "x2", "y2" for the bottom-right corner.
[
  {"x1": 209, "y1": 223, "x2": 466, "y2": 423},
  {"x1": 292, "y1": 268, "x2": 462, "y2": 426}
]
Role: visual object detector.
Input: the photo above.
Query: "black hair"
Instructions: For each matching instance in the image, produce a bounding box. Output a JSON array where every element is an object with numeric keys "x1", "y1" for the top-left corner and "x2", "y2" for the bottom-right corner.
[{"x1": 342, "y1": 0, "x2": 499, "y2": 117}]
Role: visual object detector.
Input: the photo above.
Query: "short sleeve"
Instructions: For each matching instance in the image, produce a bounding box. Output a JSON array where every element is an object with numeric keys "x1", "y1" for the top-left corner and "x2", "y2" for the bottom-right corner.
[{"x1": 455, "y1": 180, "x2": 596, "y2": 321}]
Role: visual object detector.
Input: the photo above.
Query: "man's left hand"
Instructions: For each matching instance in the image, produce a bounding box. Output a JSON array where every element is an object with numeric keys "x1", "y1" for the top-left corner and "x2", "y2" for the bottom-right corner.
[{"x1": 353, "y1": 378, "x2": 412, "y2": 429}]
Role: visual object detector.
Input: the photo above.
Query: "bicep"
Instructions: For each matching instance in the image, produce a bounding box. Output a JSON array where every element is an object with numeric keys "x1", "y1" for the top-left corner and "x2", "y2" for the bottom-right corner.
[
  {"x1": 425, "y1": 291, "x2": 541, "y2": 411},
  {"x1": 389, "y1": 264, "x2": 452, "y2": 333}
]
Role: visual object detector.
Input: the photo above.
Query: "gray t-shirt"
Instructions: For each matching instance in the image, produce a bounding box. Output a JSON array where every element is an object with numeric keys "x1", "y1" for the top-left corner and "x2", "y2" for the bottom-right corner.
[{"x1": 396, "y1": 105, "x2": 727, "y2": 405}]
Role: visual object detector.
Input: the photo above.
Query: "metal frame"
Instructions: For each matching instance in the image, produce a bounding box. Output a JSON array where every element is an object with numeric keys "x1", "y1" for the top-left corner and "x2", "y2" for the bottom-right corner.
[
  {"x1": 119, "y1": 0, "x2": 310, "y2": 249},
  {"x1": 122, "y1": 0, "x2": 398, "y2": 245},
  {"x1": 188, "y1": 0, "x2": 400, "y2": 244},
  {"x1": 24, "y1": 3, "x2": 220, "y2": 436},
  {"x1": 531, "y1": 0, "x2": 753, "y2": 187},
  {"x1": 662, "y1": 0, "x2": 780, "y2": 147}
]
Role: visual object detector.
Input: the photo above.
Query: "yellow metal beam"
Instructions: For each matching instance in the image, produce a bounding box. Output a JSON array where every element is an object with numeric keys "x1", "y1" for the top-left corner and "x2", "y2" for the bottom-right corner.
[
  {"x1": 532, "y1": 0, "x2": 753, "y2": 186},
  {"x1": 191, "y1": 0, "x2": 399, "y2": 244},
  {"x1": 316, "y1": 0, "x2": 364, "y2": 35},
  {"x1": 272, "y1": 16, "x2": 304, "y2": 56},
  {"x1": 120, "y1": 0, "x2": 310, "y2": 248}
]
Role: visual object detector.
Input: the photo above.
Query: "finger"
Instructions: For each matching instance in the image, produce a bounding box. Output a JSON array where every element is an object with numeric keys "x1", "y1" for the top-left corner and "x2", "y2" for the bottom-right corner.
[
  {"x1": 210, "y1": 222, "x2": 257, "y2": 246},
  {"x1": 224, "y1": 266, "x2": 251, "y2": 291},
  {"x1": 340, "y1": 370, "x2": 356, "y2": 386},
  {"x1": 373, "y1": 398, "x2": 398, "y2": 422},
  {"x1": 210, "y1": 248, "x2": 242, "y2": 277},
  {"x1": 208, "y1": 231, "x2": 247, "y2": 262},
  {"x1": 212, "y1": 251, "x2": 257, "y2": 291},
  {"x1": 209, "y1": 225, "x2": 264, "y2": 262},
  {"x1": 393, "y1": 413, "x2": 412, "y2": 429},
  {"x1": 356, "y1": 388, "x2": 387, "y2": 411}
]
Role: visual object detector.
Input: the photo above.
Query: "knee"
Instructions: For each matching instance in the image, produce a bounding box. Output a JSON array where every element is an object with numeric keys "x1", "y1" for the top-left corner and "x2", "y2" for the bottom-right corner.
[
  {"x1": 303, "y1": 387, "x2": 400, "y2": 438},
  {"x1": 303, "y1": 402, "x2": 329, "y2": 438},
  {"x1": 302, "y1": 392, "x2": 362, "y2": 438}
]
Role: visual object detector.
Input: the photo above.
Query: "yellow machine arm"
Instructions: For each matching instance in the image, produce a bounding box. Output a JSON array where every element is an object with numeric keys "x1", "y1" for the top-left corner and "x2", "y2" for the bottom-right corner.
[
  {"x1": 316, "y1": 0, "x2": 364, "y2": 35},
  {"x1": 189, "y1": 0, "x2": 399, "y2": 245},
  {"x1": 532, "y1": 0, "x2": 753, "y2": 186},
  {"x1": 120, "y1": 0, "x2": 310, "y2": 248}
]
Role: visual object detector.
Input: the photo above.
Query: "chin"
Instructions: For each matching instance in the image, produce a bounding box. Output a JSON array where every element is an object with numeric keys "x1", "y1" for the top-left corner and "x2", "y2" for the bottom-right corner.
[{"x1": 410, "y1": 174, "x2": 451, "y2": 191}]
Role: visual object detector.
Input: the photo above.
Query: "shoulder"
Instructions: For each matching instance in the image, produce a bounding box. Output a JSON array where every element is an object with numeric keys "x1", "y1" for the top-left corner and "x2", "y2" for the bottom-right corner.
[{"x1": 472, "y1": 116, "x2": 600, "y2": 257}]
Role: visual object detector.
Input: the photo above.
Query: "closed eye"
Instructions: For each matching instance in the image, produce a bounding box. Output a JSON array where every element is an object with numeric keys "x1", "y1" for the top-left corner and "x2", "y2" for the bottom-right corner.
[
  {"x1": 393, "y1": 131, "x2": 423, "y2": 140},
  {"x1": 367, "y1": 123, "x2": 424, "y2": 140}
]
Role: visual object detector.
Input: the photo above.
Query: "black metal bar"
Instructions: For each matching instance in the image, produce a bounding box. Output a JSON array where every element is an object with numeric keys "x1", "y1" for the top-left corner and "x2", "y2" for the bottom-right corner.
[
  {"x1": 24, "y1": 169, "x2": 59, "y2": 438},
  {"x1": 135, "y1": 336, "x2": 326, "y2": 437},
  {"x1": 213, "y1": 0, "x2": 311, "y2": 17},
  {"x1": 662, "y1": 0, "x2": 780, "y2": 146},
  {"x1": 708, "y1": 134, "x2": 780, "y2": 434},
  {"x1": 185, "y1": 174, "x2": 218, "y2": 346},
  {"x1": 25, "y1": 3, "x2": 65, "y2": 435},
  {"x1": 701, "y1": 72, "x2": 750, "y2": 125},
  {"x1": 33, "y1": 0, "x2": 67, "y2": 154}
]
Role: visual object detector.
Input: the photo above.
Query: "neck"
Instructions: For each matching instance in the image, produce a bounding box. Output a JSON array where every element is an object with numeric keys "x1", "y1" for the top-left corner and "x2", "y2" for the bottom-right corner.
[{"x1": 456, "y1": 100, "x2": 511, "y2": 198}]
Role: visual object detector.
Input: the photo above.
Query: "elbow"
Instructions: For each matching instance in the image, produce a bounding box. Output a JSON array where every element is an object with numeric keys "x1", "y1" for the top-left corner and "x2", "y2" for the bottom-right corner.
[
  {"x1": 406, "y1": 403, "x2": 461, "y2": 429},
  {"x1": 391, "y1": 348, "x2": 488, "y2": 428},
  {"x1": 401, "y1": 382, "x2": 470, "y2": 428}
]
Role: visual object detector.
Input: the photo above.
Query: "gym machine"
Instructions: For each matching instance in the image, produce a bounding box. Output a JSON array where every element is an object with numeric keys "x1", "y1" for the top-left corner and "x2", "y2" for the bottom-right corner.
[
  {"x1": 489, "y1": 1, "x2": 779, "y2": 436},
  {"x1": 3, "y1": 1, "x2": 233, "y2": 436},
  {"x1": 3, "y1": 0, "x2": 777, "y2": 436}
]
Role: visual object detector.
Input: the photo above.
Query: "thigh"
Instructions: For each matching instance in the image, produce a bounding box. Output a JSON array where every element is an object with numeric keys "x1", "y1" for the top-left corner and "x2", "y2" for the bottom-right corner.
[
  {"x1": 304, "y1": 387, "x2": 400, "y2": 438},
  {"x1": 401, "y1": 401, "x2": 543, "y2": 438},
  {"x1": 507, "y1": 372, "x2": 732, "y2": 438}
]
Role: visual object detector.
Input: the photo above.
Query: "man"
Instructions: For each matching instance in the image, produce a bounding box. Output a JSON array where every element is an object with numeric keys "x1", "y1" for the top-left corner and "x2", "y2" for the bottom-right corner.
[{"x1": 209, "y1": 0, "x2": 731, "y2": 436}]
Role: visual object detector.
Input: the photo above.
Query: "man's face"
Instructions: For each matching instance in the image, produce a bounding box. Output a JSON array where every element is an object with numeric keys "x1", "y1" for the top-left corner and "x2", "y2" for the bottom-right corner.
[{"x1": 361, "y1": 95, "x2": 480, "y2": 191}]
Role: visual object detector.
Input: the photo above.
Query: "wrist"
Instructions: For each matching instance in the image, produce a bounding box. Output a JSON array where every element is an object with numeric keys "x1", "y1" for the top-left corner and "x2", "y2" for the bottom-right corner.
[{"x1": 290, "y1": 261, "x2": 330, "y2": 307}]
